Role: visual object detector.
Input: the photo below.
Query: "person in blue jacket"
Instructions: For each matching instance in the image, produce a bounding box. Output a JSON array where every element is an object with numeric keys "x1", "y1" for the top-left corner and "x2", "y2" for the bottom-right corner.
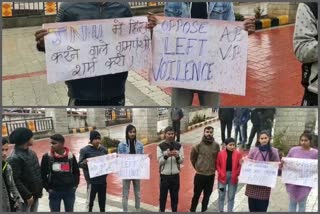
[
  {"x1": 118, "y1": 124, "x2": 144, "y2": 212},
  {"x1": 148, "y1": 2, "x2": 255, "y2": 106}
]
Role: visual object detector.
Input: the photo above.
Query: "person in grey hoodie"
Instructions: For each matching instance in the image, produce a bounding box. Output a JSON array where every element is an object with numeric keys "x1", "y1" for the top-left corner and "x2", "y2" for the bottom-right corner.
[
  {"x1": 293, "y1": 3, "x2": 318, "y2": 106},
  {"x1": 157, "y1": 126, "x2": 184, "y2": 212},
  {"x1": 190, "y1": 126, "x2": 220, "y2": 212}
]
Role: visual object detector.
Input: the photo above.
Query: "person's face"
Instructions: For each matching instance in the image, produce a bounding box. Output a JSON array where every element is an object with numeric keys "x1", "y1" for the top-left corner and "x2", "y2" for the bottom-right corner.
[
  {"x1": 226, "y1": 142, "x2": 236, "y2": 151},
  {"x1": 92, "y1": 138, "x2": 101, "y2": 147},
  {"x1": 259, "y1": 134, "x2": 269, "y2": 146},
  {"x1": 300, "y1": 136, "x2": 311, "y2": 149},
  {"x1": 305, "y1": 123, "x2": 315, "y2": 132},
  {"x1": 2, "y1": 144, "x2": 9, "y2": 161},
  {"x1": 128, "y1": 128, "x2": 136, "y2": 140},
  {"x1": 50, "y1": 140, "x2": 64, "y2": 152},
  {"x1": 165, "y1": 131, "x2": 175, "y2": 142},
  {"x1": 204, "y1": 128, "x2": 214, "y2": 139}
]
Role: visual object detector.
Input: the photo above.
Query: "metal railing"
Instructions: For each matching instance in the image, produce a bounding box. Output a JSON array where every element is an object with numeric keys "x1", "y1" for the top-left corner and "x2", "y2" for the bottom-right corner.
[
  {"x1": 2, "y1": 117, "x2": 54, "y2": 137},
  {"x1": 4, "y1": 2, "x2": 164, "y2": 17}
]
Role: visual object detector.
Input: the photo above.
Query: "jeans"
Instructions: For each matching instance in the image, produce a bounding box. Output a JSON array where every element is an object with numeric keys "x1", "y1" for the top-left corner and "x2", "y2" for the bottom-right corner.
[
  {"x1": 190, "y1": 174, "x2": 215, "y2": 212},
  {"x1": 19, "y1": 198, "x2": 39, "y2": 212},
  {"x1": 171, "y1": 88, "x2": 220, "y2": 106},
  {"x1": 49, "y1": 189, "x2": 76, "y2": 212},
  {"x1": 235, "y1": 124, "x2": 246, "y2": 146},
  {"x1": 218, "y1": 171, "x2": 238, "y2": 212},
  {"x1": 172, "y1": 121, "x2": 181, "y2": 142},
  {"x1": 288, "y1": 196, "x2": 308, "y2": 212},
  {"x1": 122, "y1": 179, "x2": 141, "y2": 212},
  {"x1": 159, "y1": 174, "x2": 180, "y2": 212}
]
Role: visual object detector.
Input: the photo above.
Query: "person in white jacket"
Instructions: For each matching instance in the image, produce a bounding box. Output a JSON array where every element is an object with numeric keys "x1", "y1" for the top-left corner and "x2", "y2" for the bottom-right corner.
[{"x1": 157, "y1": 126, "x2": 184, "y2": 212}]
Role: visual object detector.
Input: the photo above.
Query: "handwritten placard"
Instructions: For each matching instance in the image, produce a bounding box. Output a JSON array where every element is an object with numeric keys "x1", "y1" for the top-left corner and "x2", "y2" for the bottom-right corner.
[
  {"x1": 151, "y1": 17, "x2": 248, "y2": 95},
  {"x1": 87, "y1": 153, "x2": 118, "y2": 178},
  {"x1": 281, "y1": 157, "x2": 318, "y2": 188},
  {"x1": 239, "y1": 159, "x2": 279, "y2": 188},
  {"x1": 116, "y1": 154, "x2": 150, "y2": 179},
  {"x1": 44, "y1": 17, "x2": 152, "y2": 84}
]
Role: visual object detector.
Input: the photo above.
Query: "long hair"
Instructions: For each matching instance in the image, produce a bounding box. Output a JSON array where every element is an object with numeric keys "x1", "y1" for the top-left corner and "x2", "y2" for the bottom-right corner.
[
  {"x1": 255, "y1": 130, "x2": 274, "y2": 160},
  {"x1": 300, "y1": 131, "x2": 312, "y2": 146},
  {"x1": 125, "y1": 124, "x2": 136, "y2": 144}
]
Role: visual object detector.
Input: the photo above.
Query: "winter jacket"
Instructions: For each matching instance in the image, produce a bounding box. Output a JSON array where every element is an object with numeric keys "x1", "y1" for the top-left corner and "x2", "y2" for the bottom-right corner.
[
  {"x1": 157, "y1": 141, "x2": 184, "y2": 175},
  {"x1": 216, "y1": 149, "x2": 242, "y2": 184},
  {"x1": 294, "y1": 3, "x2": 318, "y2": 94},
  {"x1": 190, "y1": 139, "x2": 220, "y2": 175},
  {"x1": 41, "y1": 147, "x2": 80, "y2": 192},
  {"x1": 164, "y1": 2, "x2": 235, "y2": 21},
  {"x1": 118, "y1": 139, "x2": 144, "y2": 154},
  {"x1": 2, "y1": 161, "x2": 23, "y2": 211},
  {"x1": 38, "y1": 2, "x2": 133, "y2": 101},
  {"x1": 7, "y1": 147, "x2": 43, "y2": 201},
  {"x1": 79, "y1": 144, "x2": 108, "y2": 184}
]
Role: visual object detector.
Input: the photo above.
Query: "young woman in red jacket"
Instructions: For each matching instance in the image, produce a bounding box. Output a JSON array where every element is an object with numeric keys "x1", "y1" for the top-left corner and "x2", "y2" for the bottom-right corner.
[{"x1": 216, "y1": 138, "x2": 243, "y2": 212}]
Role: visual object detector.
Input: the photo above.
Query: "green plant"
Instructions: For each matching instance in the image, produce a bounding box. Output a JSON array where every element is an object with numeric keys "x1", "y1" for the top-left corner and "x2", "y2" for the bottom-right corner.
[
  {"x1": 235, "y1": 13, "x2": 245, "y2": 21},
  {"x1": 272, "y1": 127, "x2": 289, "y2": 158},
  {"x1": 101, "y1": 136, "x2": 120, "y2": 148},
  {"x1": 254, "y1": 6, "x2": 264, "y2": 19},
  {"x1": 189, "y1": 114, "x2": 206, "y2": 126}
]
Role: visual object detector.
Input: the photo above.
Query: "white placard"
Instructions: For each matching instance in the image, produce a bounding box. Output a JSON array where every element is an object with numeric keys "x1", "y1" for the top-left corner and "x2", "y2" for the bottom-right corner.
[
  {"x1": 87, "y1": 153, "x2": 117, "y2": 178},
  {"x1": 116, "y1": 154, "x2": 150, "y2": 179},
  {"x1": 239, "y1": 159, "x2": 279, "y2": 188},
  {"x1": 281, "y1": 157, "x2": 318, "y2": 188},
  {"x1": 44, "y1": 17, "x2": 152, "y2": 84},
  {"x1": 151, "y1": 17, "x2": 248, "y2": 95}
]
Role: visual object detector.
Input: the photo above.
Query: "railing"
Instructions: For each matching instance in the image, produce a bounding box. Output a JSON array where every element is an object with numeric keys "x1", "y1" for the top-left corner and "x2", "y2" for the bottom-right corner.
[
  {"x1": 2, "y1": 117, "x2": 54, "y2": 137},
  {"x1": 3, "y1": 2, "x2": 164, "y2": 17}
]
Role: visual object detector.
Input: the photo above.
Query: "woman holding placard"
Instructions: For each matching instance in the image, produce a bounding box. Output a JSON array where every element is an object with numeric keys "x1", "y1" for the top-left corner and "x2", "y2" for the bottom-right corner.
[
  {"x1": 244, "y1": 131, "x2": 280, "y2": 212},
  {"x1": 280, "y1": 132, "x2": 318, "y2": 212}
]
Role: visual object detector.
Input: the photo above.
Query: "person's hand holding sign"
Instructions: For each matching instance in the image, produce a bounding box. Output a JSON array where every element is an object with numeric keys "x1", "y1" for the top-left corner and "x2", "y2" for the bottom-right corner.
[
  {"x1": 243, "y1": 17, "x2": 256, "y2": 35},
  {"x1": 35, "y1": 29, "x2": 48, "y2": 52}
]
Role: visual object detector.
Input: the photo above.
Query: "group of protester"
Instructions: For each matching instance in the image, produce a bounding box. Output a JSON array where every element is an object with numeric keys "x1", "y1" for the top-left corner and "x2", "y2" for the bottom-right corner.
[{"x1": 2, "y1": 122, "x2": 317, "y2": 212}]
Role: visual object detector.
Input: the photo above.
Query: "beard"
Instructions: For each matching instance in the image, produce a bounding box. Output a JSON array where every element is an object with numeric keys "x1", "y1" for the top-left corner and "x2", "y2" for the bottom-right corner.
[{"x1": 202, "y1": 135, "x2": 214, "y2": 144}]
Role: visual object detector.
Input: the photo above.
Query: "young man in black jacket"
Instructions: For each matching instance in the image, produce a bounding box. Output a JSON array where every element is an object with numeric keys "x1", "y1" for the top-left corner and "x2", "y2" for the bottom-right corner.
[
  {"x1": 40, "y1": 134, "x2": 80, "y2": 212},
  {"x1": 79, "y1": 131, "x2": 108, "y2": 212},
  {"x1": 7, "y1": 127, "x2": 43, "y2": 212},
  {"x1": 34, "y1": 2, "x2": 133, "y2": 106}
]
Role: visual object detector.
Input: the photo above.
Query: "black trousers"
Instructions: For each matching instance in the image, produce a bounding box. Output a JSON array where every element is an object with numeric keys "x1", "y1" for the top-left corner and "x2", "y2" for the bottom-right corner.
[
  {"x1": 88, "y1": 183, "x2": 107, "y2": 212},
  {"x1": 68, "y1": 94, "x2": 125, "y2": 106},
  {"x1": 160, "y1": 174, "x2": 180, "y2": 212},
  {"x1": 248, "y1": 197, "x2": 269, "y2": 212},
  {"x1": 220, "y1": 120, "x2": 233, "y2": 143},
  {"x1": 172, "y1": 121, "x2": 181, "y2": 142},
  {"x1": 247, "y1": 124, "x2": 260, "y2": 148},
  {"x1": 190, "y1": 174, "x2": 215, "y2": 212},
  {"x1": 302, "y1": 90, "x2": 318, "y2": 106}
]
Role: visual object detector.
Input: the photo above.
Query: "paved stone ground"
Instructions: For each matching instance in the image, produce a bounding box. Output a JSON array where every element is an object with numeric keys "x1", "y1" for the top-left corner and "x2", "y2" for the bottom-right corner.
[
  {"x1": 3, "y1": 24, "x2": 303, "y2": 106},
  {"x1": 10, "y1": 118, "x2": 317, "y2": 212}
]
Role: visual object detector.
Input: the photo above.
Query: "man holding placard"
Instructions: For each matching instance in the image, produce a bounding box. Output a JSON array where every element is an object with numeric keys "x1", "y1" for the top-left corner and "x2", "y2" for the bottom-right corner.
[
  {"x1": 189, "y1": 126, "x2": 220, "y2": 212},
  {"x1": 35, "y1": 2, "x2": 133, "y2": 106},
  {"x1": 157, "y1": 126, "x2": 184, "y2": 212},
  {"x1": 118, "y1": 124, "x2": 144, "y2": 212},
  {"x1": 78, "y1": 131, "x2": 108, "y2": 212},
  {"x1": 148, "y1": 2, "x2": 255, "y2": 106}
]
